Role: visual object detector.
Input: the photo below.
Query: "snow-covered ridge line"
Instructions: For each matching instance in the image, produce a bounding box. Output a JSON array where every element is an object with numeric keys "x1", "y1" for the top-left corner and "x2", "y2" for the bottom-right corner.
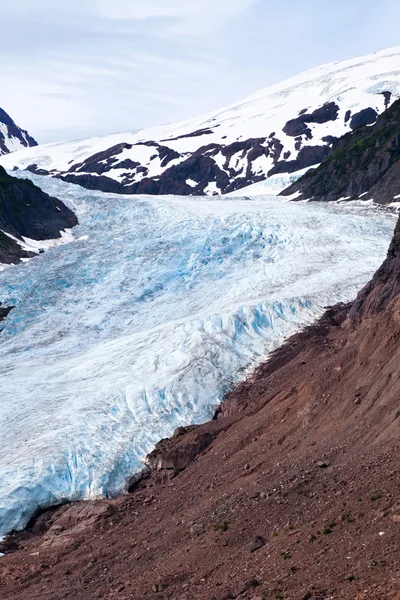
[{"x1": 2, "y1": 46, "x2": 400, "y2": 197}]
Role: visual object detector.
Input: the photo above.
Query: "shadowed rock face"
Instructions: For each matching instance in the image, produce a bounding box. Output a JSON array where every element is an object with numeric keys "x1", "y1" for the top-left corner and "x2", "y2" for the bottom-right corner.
[
  {"x1": 350, "y1": 217, "x2": 400, "y2": 320},
  {"x1": 0, "y1": 108, "x2": 37, "y2": 156},
  {"x1": 283, "y1": 102, "x2": 340, "y2": 138},
  {"x1": 0, "y1": 166, "x2": 78, "y2": 264},
  {"x1": 0, "y1": 305, "x2": 13, "y2": 329},
  {"x1": 350, "y1": 107, "x2": 378, "y2": 130},
  {"x1": 281, "y1": 98, "x2": 400, "y2": 204}
]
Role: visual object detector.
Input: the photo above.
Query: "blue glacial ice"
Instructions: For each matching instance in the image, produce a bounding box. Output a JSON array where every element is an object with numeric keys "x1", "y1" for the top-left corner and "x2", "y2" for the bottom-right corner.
[{"x1": 0, "y1": 174, "x2": 396, "y2": 536}]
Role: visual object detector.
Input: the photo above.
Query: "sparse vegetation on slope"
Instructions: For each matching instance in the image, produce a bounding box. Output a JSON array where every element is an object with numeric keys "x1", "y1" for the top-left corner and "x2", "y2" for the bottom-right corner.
[{"x1": 281, "y1": 98, "x2": 400, "y2": 203}]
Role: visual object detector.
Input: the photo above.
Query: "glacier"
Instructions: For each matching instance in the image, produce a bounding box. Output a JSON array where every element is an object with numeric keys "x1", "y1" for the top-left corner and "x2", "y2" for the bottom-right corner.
[{"x1": 0, "y1": 174, "x2": 396, "y2": 537}]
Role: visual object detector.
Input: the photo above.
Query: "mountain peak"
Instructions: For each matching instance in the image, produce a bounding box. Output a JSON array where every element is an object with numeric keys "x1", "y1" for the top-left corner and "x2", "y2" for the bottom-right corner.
[
  {"x1": 2, "y1": 46, "x2": 400, "y2": 198},
  {"x1": 0, "y1": 108, "x2": 38, "y2": 156}
]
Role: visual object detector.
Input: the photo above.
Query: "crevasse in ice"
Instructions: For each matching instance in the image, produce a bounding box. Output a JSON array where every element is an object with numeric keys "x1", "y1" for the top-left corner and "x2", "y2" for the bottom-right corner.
[{"x1": 0, "y1": 174, "x2": 396, "y2": 536}]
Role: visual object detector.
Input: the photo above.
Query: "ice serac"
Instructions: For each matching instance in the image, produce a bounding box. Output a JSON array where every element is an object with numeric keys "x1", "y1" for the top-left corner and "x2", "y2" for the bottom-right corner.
[
  {"x1": 0, "y1": 173, "x2": 395, "y2": 536},
  {"x1": 0, "y1": 108, "x2": 37, "y2": 156},
  {"x1": 2, "y1": 47, "x2": 400, "y2": 196}
]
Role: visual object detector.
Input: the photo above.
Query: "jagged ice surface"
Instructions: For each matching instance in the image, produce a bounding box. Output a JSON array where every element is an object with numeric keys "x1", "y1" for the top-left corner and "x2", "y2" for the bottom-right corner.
[{"x1": 0, "y1": 175, "x2": 396, "y2": 536}]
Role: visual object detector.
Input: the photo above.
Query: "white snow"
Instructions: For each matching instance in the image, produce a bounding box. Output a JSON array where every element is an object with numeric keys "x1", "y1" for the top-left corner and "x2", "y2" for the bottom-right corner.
[
  {"x1": 0, "y1": 173, "x2": 395, "y2": 537},
  {"x1": 2, "y1": 46, "x2": 400, "y2": 191},
  {"x1": 387, "y1": 201, "x2": 400, "y2": 211},
  {"x1": 186, "y1": 179, "x2": 198, "y2": 188},
  {"x1": 0, "y1": 229, "x2": 75, "y2": 272},
  {"x1": 227, "y1": 167, "x2": 317, "y2": 197},
  {"x1": 204, "y1": 182, "x2": 219, "y2": 195},
  {"x1": 1, "y1": 229, "x2": 74, "y2": 255},
  {"x1": 0, "y1": 123, "x2": 32, "y2": 155}
]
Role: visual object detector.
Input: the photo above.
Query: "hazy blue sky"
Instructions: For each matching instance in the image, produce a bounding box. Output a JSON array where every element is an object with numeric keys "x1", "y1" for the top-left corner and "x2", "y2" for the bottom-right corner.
[{"x1": 2, "y1": 0, "x2": 400, "y2": 143}]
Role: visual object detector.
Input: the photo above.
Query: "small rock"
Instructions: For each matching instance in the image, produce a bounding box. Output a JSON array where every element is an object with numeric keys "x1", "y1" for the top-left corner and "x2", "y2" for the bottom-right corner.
[
  {"x1": 392, "y1": 514, "x2": 400, "y2": 523},
  {"x1": 346, "y1": 574, "x2": 357, "y2": 582},
  {"x1": 250, "y1": 536, "x2": 266, "y2": 553},
  {"x1": 152, "y1": 582, "x2": 167, "y2": 593},
  {"x1": 190, "y1": 523, "x2": 204, "y2": 537},
  {"x1": 302, "y1": 593, "x2": 312, "y2": 600},
  {"x1": 234, "y1": 579, "x2": 260, "y2": 597},
  {"x1": 317, "y1": 461, "x2": 330, "y2": 469}
]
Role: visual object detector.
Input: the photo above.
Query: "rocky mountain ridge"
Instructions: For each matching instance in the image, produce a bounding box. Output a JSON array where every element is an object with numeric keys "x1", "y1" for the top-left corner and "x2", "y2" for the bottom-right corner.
[
  {"x1": 2, "y1": 47, "x2": 400, "y2": 196},
  {"x1": 0, "y1": 108, "x2": 37, "y2": 156},
  {"x1": 0, "y1": 166, "x2": 78, "y2": 265},
  {"x1": 281, "y1": 97, "x2": 400, "y2": 203}
]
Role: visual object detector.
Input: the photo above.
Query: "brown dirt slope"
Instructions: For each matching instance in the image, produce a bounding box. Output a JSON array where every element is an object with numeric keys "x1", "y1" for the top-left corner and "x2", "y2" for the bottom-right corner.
[{"x1": 1, "y1": 221, "x2": 400, "y2": 600}]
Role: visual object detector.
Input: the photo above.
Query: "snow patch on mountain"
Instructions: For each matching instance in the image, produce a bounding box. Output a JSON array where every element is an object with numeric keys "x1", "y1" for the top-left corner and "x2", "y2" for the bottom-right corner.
[{"x1": 226, "y1": 167, "x2": 316, "y2": 197}]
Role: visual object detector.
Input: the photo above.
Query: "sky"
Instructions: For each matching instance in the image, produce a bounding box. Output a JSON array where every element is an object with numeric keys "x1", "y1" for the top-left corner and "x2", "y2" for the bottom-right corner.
[{"x1": 2, "y1": 0, "x2": 400, "y2": 143}]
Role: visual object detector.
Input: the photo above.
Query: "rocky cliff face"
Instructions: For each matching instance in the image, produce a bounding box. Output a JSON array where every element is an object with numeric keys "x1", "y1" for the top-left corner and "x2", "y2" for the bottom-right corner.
[
  {"x1": 0, "y1": 107, "x2": 37, "y2": 156},
  {"x1": 0, "y1": 166, "x2": 78, "y2": 264},
  {"x1": 350, "y1": 216, "x2": 400, "y2": 318},
  {"x1": 281, "y1": 98, "x2": 400, "y2": 203},
  {"x1": 2, "y1": 47, "x2": 400, "y2": 196}
]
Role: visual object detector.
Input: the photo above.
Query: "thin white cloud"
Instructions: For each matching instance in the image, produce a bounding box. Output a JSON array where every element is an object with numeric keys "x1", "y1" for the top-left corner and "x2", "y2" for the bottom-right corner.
[
  {"x1": 1, "y1": 0, "x2": 400, "y2": 143},
  {"x1": 97, "y1": 0, "x2": 258, "y2": 23}
]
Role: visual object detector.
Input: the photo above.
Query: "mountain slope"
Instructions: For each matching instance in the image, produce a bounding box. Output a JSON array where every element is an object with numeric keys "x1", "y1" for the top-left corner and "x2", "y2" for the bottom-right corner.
[
  {"x1": 0, "y1": 167, "x2": 78, "y2": 265},
  {"x1": 281, "y1": 97, "x2": 400, "y2": 203},
  {"x1": 0, "y1": 108, "x2": 37, "y2": 156},
  {"x1": 1, "y1": 212, "x2": 400, "y2": 600},
  {"x1": 2, "y1": 47, "x2": 400, "y2": 196}
]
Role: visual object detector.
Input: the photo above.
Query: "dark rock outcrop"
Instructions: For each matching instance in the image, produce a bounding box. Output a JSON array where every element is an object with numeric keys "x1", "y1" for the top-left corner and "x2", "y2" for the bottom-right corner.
[
  {"x1": 0, "y1": 166, "x2": 78, "y2": 264},
  {"x1": 0, "y1": 305, "x2": 13, "y2": 329},
  {"x1": 0, "y1": 108, "x2": 37, "y2": 156},
  {"x1": 283, "y1": 102, "x2": 340, "y2": 138},
  {"x1": 350, "y1": 107, "x2": 378, "y2": 130},
  {"x1": 269, "y1": 144, "x2": 331, "y2": 176}
]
